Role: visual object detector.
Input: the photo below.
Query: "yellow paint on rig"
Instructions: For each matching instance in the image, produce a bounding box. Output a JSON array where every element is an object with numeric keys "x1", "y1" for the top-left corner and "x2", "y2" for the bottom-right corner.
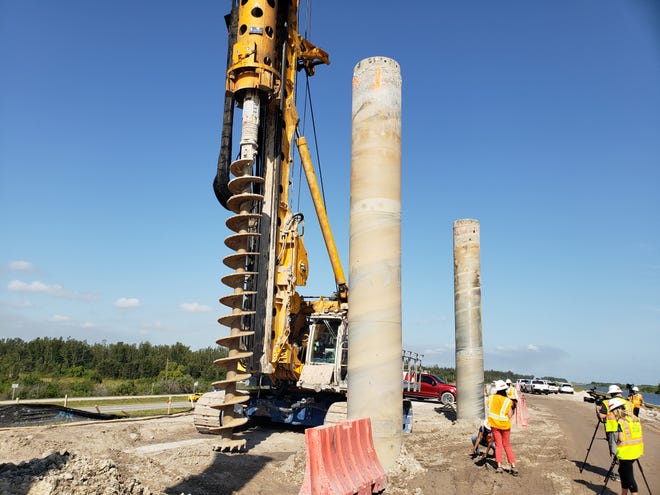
[
  {"x1": 309, "y1": 297, "x2": 342, "y2": 314},
  {"x1": 240, "y1": 0, "x2": 332, "y2": 385},
  {"x1": 227, "y1": 0, "x2": 280, "y2": 96},
  {"x1": 297, "y1": 136, "x2": 348, "y2": 303},
  {"x1": 269, "y1": 208, "x2": 309, "y2": 381}
]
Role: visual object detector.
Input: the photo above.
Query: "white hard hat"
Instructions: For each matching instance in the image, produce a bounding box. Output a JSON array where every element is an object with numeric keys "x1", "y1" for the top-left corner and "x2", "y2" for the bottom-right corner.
[
  {"x1": 505, "y1": 379, "x2": 512, "y2": 384},
  {"x1": 494, "y1": 379, "x2": 508, "y2": 392},
  {"x1": 608, "y1": 385, "x2": 622, "y2": 395},
  {"x1": 608, "y1": 398, "x2": 626, "y2": 411},
  {"x1": 632, "y1": 386, "x2": 639, "y2": 392}
]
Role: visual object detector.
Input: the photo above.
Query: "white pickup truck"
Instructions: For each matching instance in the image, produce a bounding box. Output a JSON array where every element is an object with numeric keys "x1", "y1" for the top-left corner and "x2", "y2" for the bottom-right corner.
[{"x1": 530, "y1": 379, "x2": 550, "y2": 394}]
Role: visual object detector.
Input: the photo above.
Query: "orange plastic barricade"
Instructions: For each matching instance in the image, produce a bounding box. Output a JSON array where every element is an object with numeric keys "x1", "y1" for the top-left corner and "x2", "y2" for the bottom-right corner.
[
  {"x1": 514, "y1": 389, "x2": 529, "y2": 430},
  {"x1": 299, "y1": 417, "x2": 387, "y2": 495}
]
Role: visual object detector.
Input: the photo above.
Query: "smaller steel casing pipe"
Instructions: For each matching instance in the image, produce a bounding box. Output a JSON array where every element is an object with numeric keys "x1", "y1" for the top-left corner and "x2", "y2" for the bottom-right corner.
[{"x1": 453, "y1": 219, "x2": 485, "y2": 421}]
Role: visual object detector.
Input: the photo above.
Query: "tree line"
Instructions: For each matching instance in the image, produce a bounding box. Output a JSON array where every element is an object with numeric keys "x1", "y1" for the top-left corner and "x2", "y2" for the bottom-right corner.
[
  {"x1": 0, "y1": 337, "x2": 227, "y2": 400},
  {"x1": 6, "y1": 337, "x2": 652, "y2": 400}
]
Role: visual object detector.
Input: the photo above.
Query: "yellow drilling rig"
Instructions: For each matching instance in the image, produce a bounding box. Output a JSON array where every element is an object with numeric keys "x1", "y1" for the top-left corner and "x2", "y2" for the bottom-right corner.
[{"x1": 194, "y1": 0, "x2": 350, "y2": 450}]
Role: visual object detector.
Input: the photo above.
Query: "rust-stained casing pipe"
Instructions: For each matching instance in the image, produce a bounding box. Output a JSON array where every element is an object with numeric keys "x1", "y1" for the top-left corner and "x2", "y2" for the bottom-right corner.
[
  {"x1": 453, "y1": 219, "x2": 485, "y2": 420},
  {"x1": 348, "y1": 56, "x2": 402, "y2": 471}
]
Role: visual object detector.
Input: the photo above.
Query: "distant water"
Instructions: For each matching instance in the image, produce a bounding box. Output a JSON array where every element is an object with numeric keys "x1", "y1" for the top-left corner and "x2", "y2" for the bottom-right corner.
[{"x1": 588, "y1": 386, "x2": 660, "y2": 407}]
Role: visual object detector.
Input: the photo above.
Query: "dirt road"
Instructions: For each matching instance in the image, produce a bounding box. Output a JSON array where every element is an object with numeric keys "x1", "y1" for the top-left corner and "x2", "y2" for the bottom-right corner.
[
  {"x1": 394, "y1": 392, "x2": 658, "y2": 495},
  {"x1": 0, "y1": 391, "x2": 657, "y2": 494},
  {"x1": 537, "y1": 393, "x2": 658, "y2": 494}
]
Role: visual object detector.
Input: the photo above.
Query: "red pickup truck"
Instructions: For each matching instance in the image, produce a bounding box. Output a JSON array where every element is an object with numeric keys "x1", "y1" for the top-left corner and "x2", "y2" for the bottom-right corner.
[{"x1": 403, "y1": 372, "x2": 457, "y2": 406}]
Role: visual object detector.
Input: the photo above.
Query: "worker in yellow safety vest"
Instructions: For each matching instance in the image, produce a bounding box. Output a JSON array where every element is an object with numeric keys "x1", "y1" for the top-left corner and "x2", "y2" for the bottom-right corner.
[
  {"x1": 629, "y1": 386, "x2": 644, "y2": 417},
  {"x1": 505, "y1": 378, "x2": 519, "y2": 402},
  {"x1": 487, "y1": 380, "x2": 518, "y2": 476},
  {"x1": 596, "y1": 385, "x2": 632, "y2": 461},
  {"x1": 609, "y1": 397, "x2": 644, "y2": 495}
]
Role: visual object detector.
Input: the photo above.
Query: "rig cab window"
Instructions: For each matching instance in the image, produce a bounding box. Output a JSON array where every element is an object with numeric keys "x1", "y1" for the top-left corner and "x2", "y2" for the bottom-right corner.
[{"x1": 309, "y1": 319, "x2": 338, "y2": 364}]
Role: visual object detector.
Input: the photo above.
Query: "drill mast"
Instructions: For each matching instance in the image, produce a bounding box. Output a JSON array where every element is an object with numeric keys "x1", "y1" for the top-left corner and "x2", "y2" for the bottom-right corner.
[{"x1": 202, "y1": 0, "x2": 347, "y2": 450}]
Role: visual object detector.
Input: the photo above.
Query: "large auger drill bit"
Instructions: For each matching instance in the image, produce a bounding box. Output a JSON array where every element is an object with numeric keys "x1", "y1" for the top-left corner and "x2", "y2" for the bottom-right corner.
[
  {"x1": 210, "y1": 156, "x2": 264, "y2": 452},
  {"x1": 205, "y1": 0, "x2": 284, "y2": 450}
]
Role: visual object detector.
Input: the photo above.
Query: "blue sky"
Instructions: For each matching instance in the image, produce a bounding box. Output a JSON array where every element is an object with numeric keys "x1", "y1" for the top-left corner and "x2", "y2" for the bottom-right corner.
[{"x1": 1, "y1": 1, "x2": 658, "y2": 385}]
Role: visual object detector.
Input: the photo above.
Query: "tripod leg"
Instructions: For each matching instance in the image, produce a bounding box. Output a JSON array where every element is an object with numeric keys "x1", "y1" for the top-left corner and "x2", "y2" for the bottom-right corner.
[
  {"x1": 598, "y1": 457, "x2": 618, "y2": 495},
  {"x1": 635, "y1": 459, "x2": 653, "y2": 495},
  {"x1": 580, "y1": 420, "x2": 601, "y2": 473}
]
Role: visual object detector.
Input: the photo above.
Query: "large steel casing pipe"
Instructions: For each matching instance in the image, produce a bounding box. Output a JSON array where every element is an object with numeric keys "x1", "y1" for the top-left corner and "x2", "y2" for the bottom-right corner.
[
  {"x1": 348, "y1": 56, "x2": 402, "y2": 471},
  {"x1": 453, "y1": 219, "x2": 485, "y2": 420}
]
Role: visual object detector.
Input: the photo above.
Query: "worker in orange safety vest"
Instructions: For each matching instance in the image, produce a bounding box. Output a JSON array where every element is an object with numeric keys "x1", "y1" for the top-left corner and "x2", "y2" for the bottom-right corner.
[
  {"x1": 487, "y1": 380, "x2": 518, "y2": 476},
  {"x1": 629, "y1": 386, "x2": 644, "y2": 417}
]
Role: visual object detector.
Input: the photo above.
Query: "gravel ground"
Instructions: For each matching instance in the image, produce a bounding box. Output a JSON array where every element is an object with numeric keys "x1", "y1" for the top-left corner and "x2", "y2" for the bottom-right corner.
[{"x1": 0, "y1": 391, "x2": 657, "y2": 494}]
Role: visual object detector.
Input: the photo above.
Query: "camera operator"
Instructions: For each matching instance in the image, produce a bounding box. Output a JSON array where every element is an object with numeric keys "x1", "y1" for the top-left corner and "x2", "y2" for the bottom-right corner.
[{"x1": 596, "y1": 384, "x2": 633, "y2": 480}]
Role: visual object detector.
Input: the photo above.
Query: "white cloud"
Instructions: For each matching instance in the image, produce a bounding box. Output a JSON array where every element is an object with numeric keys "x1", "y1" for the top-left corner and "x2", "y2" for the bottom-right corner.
[
  {"x1": 422, "y1": 343, "x2": 453, "y2": 355},
  {"x1": 80, "y1": 321, "x2": 96, "y2": 328},
  {"x1": 9, "y1": 280, "x2": 55, "y2": 293},
  {"x1": 114, "y1": 297, "x2": 141, "y2": 308},
  {"x1": 49, "y1": 314, "x2": 71, "y2": 322},
  {"x1": 181, "y1": 302, "x2": 212, "y2": 313},
  {"x1": 7, "y1": 279, "x2": 97, "y2": 301},
  {"x1": 527, "y1": 344, "x2": 539, "y2": 351},
  {"x1": 8, "y1": 260, "x2": 34, "y2": 271}
]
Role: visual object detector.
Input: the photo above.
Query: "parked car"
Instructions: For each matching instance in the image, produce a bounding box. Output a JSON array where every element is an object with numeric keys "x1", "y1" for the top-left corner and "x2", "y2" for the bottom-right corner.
[
  {"x1": 559, "y1": 383, "x2": 574, "y2": 394},
  {"x1": 403, "y1": 372, "x2": 457, "y2": 406},
  {"x1": 547, "y1": 381, "x2": 559, "y2": 394},
  {"x1": 530, "y1": 379, "x2": 550, "y2": 394},
  {"x1": 518, "y1": 379, "x2": 533, "y2": 393}
]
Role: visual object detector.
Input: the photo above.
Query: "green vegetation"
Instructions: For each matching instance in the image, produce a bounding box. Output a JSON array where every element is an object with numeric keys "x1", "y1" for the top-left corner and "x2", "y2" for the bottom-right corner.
[
  {"x1": 3, "y1": 338, "x2": 656, "y2": 401},
  {"x1": 0, "y1": 337, "x2": 227, "y2": 400}
]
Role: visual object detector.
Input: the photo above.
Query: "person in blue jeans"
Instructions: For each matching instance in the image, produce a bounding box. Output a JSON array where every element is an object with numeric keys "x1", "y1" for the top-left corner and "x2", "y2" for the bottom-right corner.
[{"x1": 471, "y1": 420, "x2": 496, "y2": 458}]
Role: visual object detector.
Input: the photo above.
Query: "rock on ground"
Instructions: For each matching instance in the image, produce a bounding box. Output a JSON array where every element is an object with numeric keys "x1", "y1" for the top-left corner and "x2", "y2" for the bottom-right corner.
[{"x1": 0, "y1": 392, "x2": 658, "y2": 494}]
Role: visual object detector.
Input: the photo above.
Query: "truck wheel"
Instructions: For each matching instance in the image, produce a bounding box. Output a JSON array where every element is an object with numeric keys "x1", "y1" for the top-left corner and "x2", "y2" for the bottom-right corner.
[{"x1": 440, "y1": 392, "x2": 455, "y2": 406}]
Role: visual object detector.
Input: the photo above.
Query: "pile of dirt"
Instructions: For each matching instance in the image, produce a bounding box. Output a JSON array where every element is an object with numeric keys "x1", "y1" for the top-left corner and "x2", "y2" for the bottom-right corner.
[{"x1": 0, "y1": 450, "x2": 150, "y2": 495}]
